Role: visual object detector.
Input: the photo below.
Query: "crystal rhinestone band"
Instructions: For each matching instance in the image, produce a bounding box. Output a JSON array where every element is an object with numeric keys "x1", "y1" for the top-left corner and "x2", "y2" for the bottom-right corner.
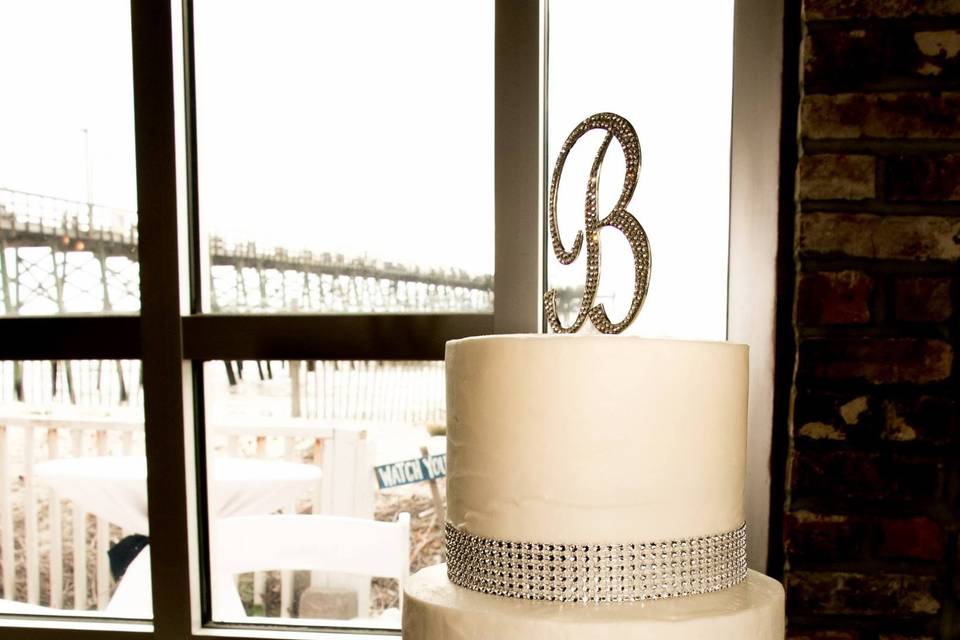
[{"x1": 445, "y1": 521, "x2": 748, "y2": 603}]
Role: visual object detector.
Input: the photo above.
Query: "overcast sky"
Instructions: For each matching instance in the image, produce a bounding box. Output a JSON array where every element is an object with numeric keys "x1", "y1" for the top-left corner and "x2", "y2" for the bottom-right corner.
[{"x1": 0, "y1": 0, "x2": 734, "y2": 339}]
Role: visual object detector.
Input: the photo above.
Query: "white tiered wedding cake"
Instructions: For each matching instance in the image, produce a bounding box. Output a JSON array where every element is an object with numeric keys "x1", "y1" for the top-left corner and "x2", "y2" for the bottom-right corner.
[
  {"x1": 403, "y1": 111, "x2": 784, "y2": 637},
  {"x1": 402, "y1": 335, "x2": 785, "y2": 639}
]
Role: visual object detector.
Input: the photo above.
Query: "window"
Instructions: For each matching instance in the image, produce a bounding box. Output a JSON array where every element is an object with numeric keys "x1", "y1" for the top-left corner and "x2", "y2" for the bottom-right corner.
[
  {"x1": 1, "y1": 0, "x2": 522, "y2": 637},
  {"x1": 547, "y1": 0, "x2": 735, "y2": 340},
  {"x1": 0, "y1": 1, "x2": 139, "y2": 316},
  {"x1": 183, "y1": 3, "x2": 494, "y2": 626},
  {"x1": 0, "y1": 0, "x2": 781, "y2": 638},
  {"x1": 191, "y1": 0, "x2": 494, "y2": 315},
  {"x1": 0, "y1": 0, "x2": 154, "y2": 624}
]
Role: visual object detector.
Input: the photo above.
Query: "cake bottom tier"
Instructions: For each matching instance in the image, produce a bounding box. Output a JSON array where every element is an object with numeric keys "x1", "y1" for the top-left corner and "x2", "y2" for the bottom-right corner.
[{"x1": 402, "y1": 564, "x2": 784, "y2": 640}]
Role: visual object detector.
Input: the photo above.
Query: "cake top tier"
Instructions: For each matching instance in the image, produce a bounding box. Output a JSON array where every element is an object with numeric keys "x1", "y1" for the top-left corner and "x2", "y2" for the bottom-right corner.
[
  {"x1": 448, "y1": 333, "x2": 746, "y2": 349},
  {"x1": 445, "y1": 334, "x2": 748, "y2": 543}
]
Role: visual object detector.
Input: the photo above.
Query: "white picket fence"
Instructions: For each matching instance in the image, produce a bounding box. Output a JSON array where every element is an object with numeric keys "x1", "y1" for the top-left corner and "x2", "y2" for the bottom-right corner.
[
  {"x1": 278, "y1": 359, "x2": 445, "y2": 425},
  {"x1": 0, "y1": 360, "x2": 447, "y2": 429},
  {"x1": 0, "y1": 359, "x2": 444, "y2": 616}
]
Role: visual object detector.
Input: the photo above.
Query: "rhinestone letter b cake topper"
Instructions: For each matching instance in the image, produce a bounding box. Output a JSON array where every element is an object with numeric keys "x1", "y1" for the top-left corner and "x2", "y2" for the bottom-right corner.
[{"x1": 544, "y1": 112, "x2": 651, "y2": 334}]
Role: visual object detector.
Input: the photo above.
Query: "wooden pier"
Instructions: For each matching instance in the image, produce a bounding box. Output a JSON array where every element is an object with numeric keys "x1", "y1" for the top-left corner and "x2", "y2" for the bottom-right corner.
[{"x1": 0, "y1": 187, "x2": 494, "y2": 315}]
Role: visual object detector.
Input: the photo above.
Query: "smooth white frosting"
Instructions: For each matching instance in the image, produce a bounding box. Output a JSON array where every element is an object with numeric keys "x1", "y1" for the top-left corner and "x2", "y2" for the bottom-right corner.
[
  {"x1": 403, "y1": 564, "x2": 784, "y2": 640},
  {"x1": 445, "y1": 335, "x2": 748, "y2": 543}
]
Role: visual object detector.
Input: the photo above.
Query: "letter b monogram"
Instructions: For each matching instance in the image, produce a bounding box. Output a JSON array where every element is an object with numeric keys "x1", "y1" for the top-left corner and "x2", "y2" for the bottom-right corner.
[{"x1": 544, "y1": 112, "x2": 651, "y2": 334}]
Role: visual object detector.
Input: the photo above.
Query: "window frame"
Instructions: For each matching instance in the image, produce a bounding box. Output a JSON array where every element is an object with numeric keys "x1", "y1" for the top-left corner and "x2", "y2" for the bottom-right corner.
[
  {"x1": 0, "y1": 0, "x2": 783, "y2": 637},
  {"x1": 0, "y1": 0, "x2": 540, "y2": 638},
  {"x1": 726, "y1": 0, "x2": 785, "y2": 573}
]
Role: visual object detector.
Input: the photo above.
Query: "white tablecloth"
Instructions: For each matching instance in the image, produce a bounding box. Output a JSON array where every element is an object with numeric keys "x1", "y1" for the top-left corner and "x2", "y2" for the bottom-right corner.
[{"x1": 35, "y1": 456, "x2": 322, "y2": 533}]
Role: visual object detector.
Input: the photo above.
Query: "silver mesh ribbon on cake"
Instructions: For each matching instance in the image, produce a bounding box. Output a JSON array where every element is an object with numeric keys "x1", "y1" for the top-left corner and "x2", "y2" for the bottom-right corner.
[{"x1": 445, "y1": 522, "x2": 748, "y2": 603}]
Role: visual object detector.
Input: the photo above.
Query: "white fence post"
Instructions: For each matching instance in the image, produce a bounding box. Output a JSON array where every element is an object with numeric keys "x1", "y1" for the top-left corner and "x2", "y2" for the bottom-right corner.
[
  {"x1": 47, "y1": 427, "x2": 63, "y2": 608},
  {"x1": 71, "y1": 429, "x2": 88, "y2": 609},
  {"x1": 307, "y1": 437, "x2": 324, "y2": 593},
  {"x1": 24, "y1": 425, "x2": 39, "y2": 604},
  {"x1": 252, "y1": 434, "x2": 267, "y2": 609},
  {"x1": 0, "y1": 425, "x2": 13, "y2": 600},
  {"x1": 290, "y1": 360, "x2": 301, "y2": 419},
  {"x1": 279, "y1": 435, "x2": 296, "y2": 616},
  {"x1": 95, "y1": 429, "x2": 111, "y2": 609}
]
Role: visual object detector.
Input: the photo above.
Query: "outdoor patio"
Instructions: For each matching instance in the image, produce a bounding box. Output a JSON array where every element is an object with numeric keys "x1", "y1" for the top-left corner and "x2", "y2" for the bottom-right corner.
[{"x1": 0, "y1": 358, "x2": 447, "y2": 624}]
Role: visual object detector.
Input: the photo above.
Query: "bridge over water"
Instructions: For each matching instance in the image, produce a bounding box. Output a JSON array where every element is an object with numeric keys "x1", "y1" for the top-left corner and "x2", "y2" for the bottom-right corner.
[{"x1": 0, "y1": 188, "x2": 494, "y2": 315}]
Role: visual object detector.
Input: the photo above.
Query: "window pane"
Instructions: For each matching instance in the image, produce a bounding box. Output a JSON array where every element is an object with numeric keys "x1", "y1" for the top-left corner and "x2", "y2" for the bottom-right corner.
[
  {"x1": 547, "y1": 0, "x2": 734, "y2": 340},
  {"x1": 0, "y1": 2, "x2": 139, "y2": 316},
  {"x1": 201, "y1": 359, "x2": 445, "y2": 629},
  {"x1": 0, "y1": 360, "x2": 150, "y2": 619},
  {"x1": 193, "y1": 1, "x2": 495, "y2": 314}
]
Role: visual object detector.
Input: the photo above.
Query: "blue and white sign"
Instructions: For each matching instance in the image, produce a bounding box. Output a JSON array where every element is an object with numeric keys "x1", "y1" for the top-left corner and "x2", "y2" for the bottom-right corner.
[{"x1": 375, "y1": 454, "x2": 447, "y2": 489}]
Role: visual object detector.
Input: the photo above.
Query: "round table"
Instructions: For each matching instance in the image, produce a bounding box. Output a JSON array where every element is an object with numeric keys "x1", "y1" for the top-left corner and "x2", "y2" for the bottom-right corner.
[{"x1": 35, "y1": 456, "x2": 322, "y2": 533}]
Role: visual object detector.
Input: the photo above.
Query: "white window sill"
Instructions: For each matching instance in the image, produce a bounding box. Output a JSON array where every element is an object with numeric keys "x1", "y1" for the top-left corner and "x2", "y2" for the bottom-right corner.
[{"x1": 0, "y1": 617, "x2": 399, "y2": 640}]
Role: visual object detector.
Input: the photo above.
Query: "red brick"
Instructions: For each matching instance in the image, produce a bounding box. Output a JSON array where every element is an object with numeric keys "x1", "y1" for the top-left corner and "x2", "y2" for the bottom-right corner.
[
  {"x1": 784, "y1": 511, "x2": 870, "y2": 561},
  {"x1": 882, "y1": 396, "x2": 955, "y2": 444},
  {"x1": 888, "y1": 155, "x2": 960, "y2": 201},
  {"x1": 955, "y1": 547, "x2": 960, "y2": 601},
  {"x1": 798, "y1": 213, "x2": 960, "y2": 261},
  {"x1": 894, "y1": 277, "x2": 953, "y2": 322},
  {"x1": 798, "y1": 271, "x2": 873, "y2": 325},
  {"x1": 891, "y1": 29, "x2": 960, "y2": 84},
  {"x1": 913, "y1": 30, "x2": 960, "y2": 70},
  {"x1": 804, "y1": 30, "x2": 885, "y2": 89},
  {"x1": 805, "y1": 27, "x2": 960, "y2": 88},
  {"x1": 877, "y1": 517, "x2": 945, "y2": 562},
  {"x1": 801, "y1": 93, "x2": 960, "y2": 139},
  {"x1": 794, "y1": 391, "x2": 879, "y2": 441},
  {"x1": 794, "y1": 392, "x2": 954, "y2": 443},
  {"x1": 789, "y1": 631, "x2": 860, "y2": 640},
  {"x1": 796, "y1": 420, "x2": 849, "y2": 440},
  {"x1": 804, "y1": 0, "x2": 960, "y2": 19},
  {"x1": 791, "y1": 450, "x2": 943, "y2": 499},
  {"x1": 799, "y1": 155, "x2": 876, "y2": 200},
  {"x1": 798, "y1": 338, "x2": 953, "y2": 384},
  {"x1": 786, "y1": 570, "x2": 940, "y2": 616}
]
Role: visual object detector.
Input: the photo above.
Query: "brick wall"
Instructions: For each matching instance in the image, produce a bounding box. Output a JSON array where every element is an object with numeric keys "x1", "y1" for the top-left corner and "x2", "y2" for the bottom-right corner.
[{"x1": 782, "y1": 1, "x2": 960, "y2": 638}]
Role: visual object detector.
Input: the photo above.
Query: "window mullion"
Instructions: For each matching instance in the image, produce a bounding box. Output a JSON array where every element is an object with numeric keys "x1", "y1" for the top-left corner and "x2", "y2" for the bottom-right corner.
[
  {"x1": 130, "y1": 1, "x2": 198, "y2": 638},
  {"x1": 0, "y1": 316, "x2": 141, "y2": 360},
  {"x1": 181, "y1": 0, "x2": 203, "y2": 315},
  {"x1": 180, "y1": 313, "x2": 494, "y2": 361},
  {"x1": 493, "y1": 0, "x2": 543, "y2": 334}
]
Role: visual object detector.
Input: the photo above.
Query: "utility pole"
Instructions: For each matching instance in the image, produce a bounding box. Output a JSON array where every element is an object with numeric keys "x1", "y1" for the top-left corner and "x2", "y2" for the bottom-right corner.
[{"x1": 82, "y1": 127, "x2": 93, "y2": 231}]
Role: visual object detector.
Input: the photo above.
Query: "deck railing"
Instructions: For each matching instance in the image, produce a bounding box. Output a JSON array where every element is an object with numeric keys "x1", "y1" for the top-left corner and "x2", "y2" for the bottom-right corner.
[
  {"x1": 0, "y1": 412, "x2": 144, "y2": 609},
  {"x1": 0, "y1": 359, "x2": 444, "y2": 617}
]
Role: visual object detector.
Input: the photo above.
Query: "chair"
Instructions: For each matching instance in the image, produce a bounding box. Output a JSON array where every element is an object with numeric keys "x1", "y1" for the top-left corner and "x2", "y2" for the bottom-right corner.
[
  {"x1": 212, "y1": 512, "x2": 410, "y2": 623},
  {"x1": 104, "y1": 545, "x2": 153, "y2": 619}
]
